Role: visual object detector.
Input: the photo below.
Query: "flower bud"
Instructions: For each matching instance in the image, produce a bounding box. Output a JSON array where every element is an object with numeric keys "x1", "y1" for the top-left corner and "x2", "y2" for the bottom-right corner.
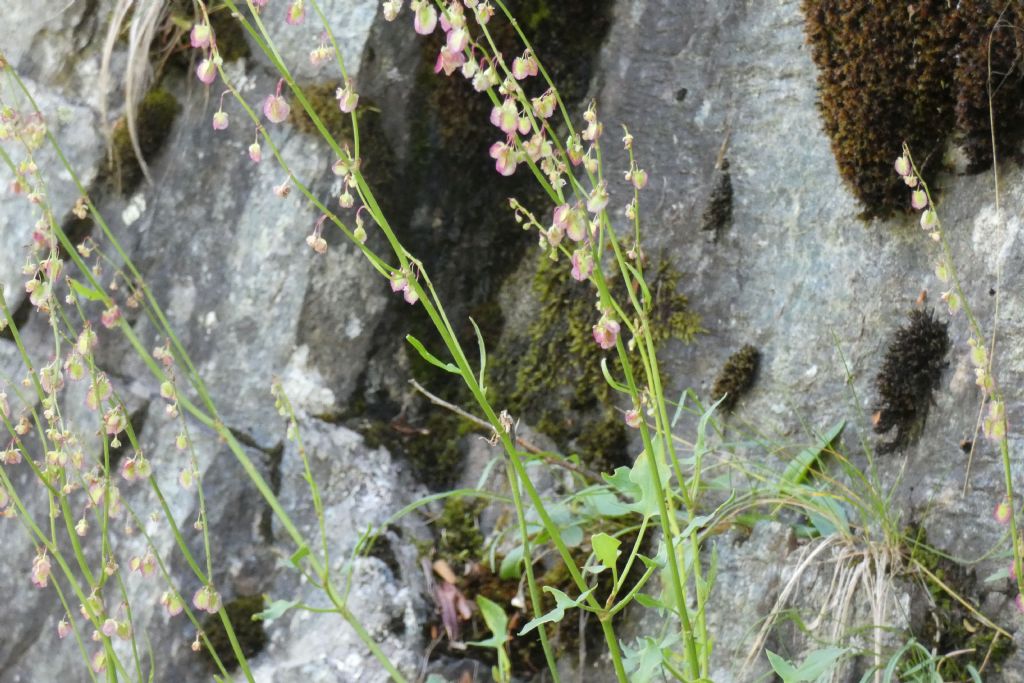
[{"x1": 195, "y1": 59, "x2": 216, "y2": 85}]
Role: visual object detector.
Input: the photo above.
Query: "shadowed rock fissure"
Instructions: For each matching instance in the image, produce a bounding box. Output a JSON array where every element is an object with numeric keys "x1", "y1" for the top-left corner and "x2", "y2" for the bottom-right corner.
[{"x1": 297, "y1": 0, "x2": 616, "y2": 489}]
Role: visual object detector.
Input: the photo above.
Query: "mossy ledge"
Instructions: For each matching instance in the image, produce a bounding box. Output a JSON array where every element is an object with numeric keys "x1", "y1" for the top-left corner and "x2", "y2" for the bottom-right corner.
[
  {"x1": 105, "y1": 87, "x2": 180, "y2": 195},
  {"x1": 802, "y1": 1, "x2": 1024, "y2": 217},
  {"x1": 492, "y1": 257, "x2": 700, "y2": 473}
]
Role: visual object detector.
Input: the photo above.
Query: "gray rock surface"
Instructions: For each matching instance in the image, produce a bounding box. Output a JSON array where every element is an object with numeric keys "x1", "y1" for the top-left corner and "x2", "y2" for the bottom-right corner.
[{"x1": 2, "y1": 0, "x2": 1024, "y2": 681}]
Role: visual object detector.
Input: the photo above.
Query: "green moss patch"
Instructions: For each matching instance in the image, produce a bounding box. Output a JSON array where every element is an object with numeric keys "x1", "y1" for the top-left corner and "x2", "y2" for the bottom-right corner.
[
  {"x1": 906, "y1": 528, "x2": 1014, "y2": 678},
  {"x1": 199, "y1": 595, "x2": 268, "y2": 672},
  {"x1": 106, "y1": 88, "x2": 180, "y2": 195},
  {"x1": 802, "y1": 1, "x2": 1024, "y2": 217},
  {"x1": 493, "y1": 257, "x2": 700, "y2": 473}
]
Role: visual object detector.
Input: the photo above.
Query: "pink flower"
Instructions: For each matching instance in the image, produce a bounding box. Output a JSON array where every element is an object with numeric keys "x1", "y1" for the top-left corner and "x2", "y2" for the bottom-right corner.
[
  {"x1": 57, "y1": 618, "x2": 71, "y2": 639},
  {"x1": 995, "y1": 499, "x2": 1012, "y2": 525},
  {"x1": 570, "y1": 249, "x2": 593, "y2": 281},
  {"x1": 196, "y1": 59, "x2": 216, "y2": 85},
  {"x1": 474, "y1": 3, "x2": 494, "y2": 24},
  {"x1": 161, "y1": 591, "x2": 184, "y2": 616},
  {"x1": 532, "y1": 90, "x2": 556, "y2": 119},
  {"x1": 587, "y1": 181, "x2": 609, "y2": 213},
  {"x1": 212, "y1": 110, "x2": 229, "y2": 130},
  {"x1": 910, "y1": 189, "x2": 927, "y2": 210},
  {"x1": 263, "y1": 79, "x2": 291, "y2": 123},
  {"x1": 336, "y1": 83, "x2": 359, "y2": 113},
  {"x1": 512, "y1": 51, "x2": 538, "y2": 80},
  {"x1": 413, "y1": 0, "x2": 437, "y2": 34},
  {"x1": 248, "y1": 141, "x2": 262, "y2": 163},
  {"x1": 192, "y1": 585, "x2": 222, "y2": 614},
  {"x1": 435, "y1": 45, "x2": 467, "y2": 76},
  {"x1": 489, "y1": 139, "x2": 517, "y2": 177},
  {"x1": 310, "y1": 44, "x2": 333, "y2": 66},
  {"x1": 629, "y1": 168, "x2": 649, "y2": 190},
  {"x1": 101, "y1": 305, "x2": 121, "y2": 329},
  {"x1": 490, "y1": 98, "x2": 519, "y2": 135},
  {"x1": 285, "y1": 0, "x2": 305, "y2": 25},
  {"x1": 566, "y1": 207, "x2": 588, "y2": 242},
  {"x1": 592, "y1": 317, "x2": 620, "y2": 350},
  {"x1": 382, "y1": 0, "x2": 401, "y2": 21},
  {"x1": 894, "y1": 154, "x2": 911, "y2": 177},
  {"x1": 31, "y1": 552, "x2": 51, "y2": 588},
  {"x1": 446, "y1": 27, "x2": 469, "y2": 53},
  {"x1": 625, "y1": 409, "x2": 641, "y2": 428},
  {"x1": 552, "y1": 204, "x2": 570, "y2": 231},
  {"x1": 104, "y1": 406, "x2": 127, "y2": 437},
  {"x1": 190, "y1": 23, "x2": 211, "y2": 49}
]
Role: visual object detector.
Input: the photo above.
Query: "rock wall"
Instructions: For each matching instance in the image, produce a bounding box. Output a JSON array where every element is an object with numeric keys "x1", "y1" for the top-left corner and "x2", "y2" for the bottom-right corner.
[{"x1": 1, "y1": 0, "x2": 1023, "y2": 681}]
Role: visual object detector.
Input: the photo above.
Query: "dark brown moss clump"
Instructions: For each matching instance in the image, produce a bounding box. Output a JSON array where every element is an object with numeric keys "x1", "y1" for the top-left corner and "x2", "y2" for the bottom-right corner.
[
  {"x1": 701, "y1": 158, "x2": 733, "y2": 239},
  {"x1": 802, "y1": 1, "x2": 1024, "y2": 216},
  {"x1": 199, "y1": 595, "x2": 268, "y2": 671},
  {"x1": 106, "y1": 88, "x2": 180, "y2": 195},
  {"x1": 711, "y1": 344, "x2": 760, "y2": 412},
  {"x1": 873, "y1": 310, "x2": 949, "y2": 453}
]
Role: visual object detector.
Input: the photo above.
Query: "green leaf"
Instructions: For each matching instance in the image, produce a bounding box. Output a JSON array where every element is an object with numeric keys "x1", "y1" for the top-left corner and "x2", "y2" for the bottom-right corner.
[
  {"x1": 68, "y1": 278, "x2": 107, "y2": 302},
  {"x1": 693, "y1": 395, "x2": 726, "y2": 461},
  {"x1": 289, "y1": 545, "x2": 310, "y2": 571},
  {"x1": 562, "y1": 524, "x2": 584, "y2": 548},
  {"x1": 405, "y1": 334, "x2": 459, "y2": 374},
  {"x1": 766, "y1": 651, "x2": 800, "y2": 681},
  {"x1": 467, "y1": 596, "x2": 508, "y2": 650},
  {"x1": 592, "y1": 532, "x2": 621, "y2": 571},
  {"x1": 984, "y1": 567, "x2": 1010, "y2": 583},
  {"x1": 628, "y1": 447, "x2": 670, "y2": 519},
  {"x1": 468, "y1": 316, "x2": 487, "y2": 391},
  {"x1": 807, "y1": 496, "x2": 849, "y2": 537},
  {"x1": 499, "y1": 545, "x2": 524, "y2": 579},
  {"x1": 517, "y1": 586, "x2": 594, "y2": 635},
  {"x1": 767, "y1": 647, "x2": 847, "y2": 682},
  {"x1": 253, "y1": 598, "x2": 298, "y2": 622},
  {"x1": 782, "y1": 421, "x2": 845, "y2": 486},
  {"x1": 578, "y1": 487, "x2": 632, "y2": 518},
  {"x1": 621, "y1": 633, "x2": 680, "y2": 683},
  {"x1": 599, "y1": 357, "x2": 629, "y2": 392},
  {"x1": 633, "y1": 593, "x2": 665, "y2": 610}
]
